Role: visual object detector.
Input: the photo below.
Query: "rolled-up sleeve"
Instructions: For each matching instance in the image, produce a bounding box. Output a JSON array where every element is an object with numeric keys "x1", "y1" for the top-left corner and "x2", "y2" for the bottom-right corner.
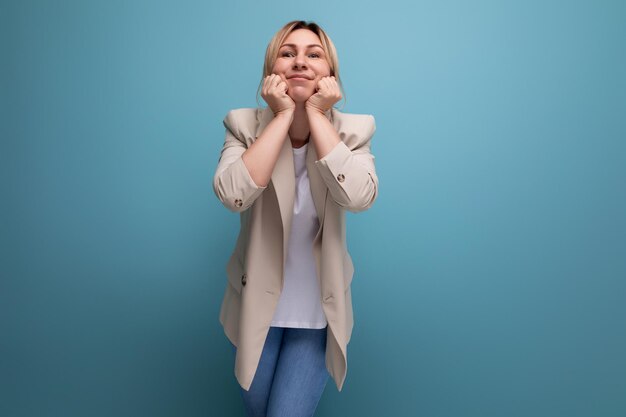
[
  {"x1": 314, "y1": 115, "x2": 379, "y2": 213},
  {"x1": 213, "y1": 111, "x2": 267, "y2": 212}
]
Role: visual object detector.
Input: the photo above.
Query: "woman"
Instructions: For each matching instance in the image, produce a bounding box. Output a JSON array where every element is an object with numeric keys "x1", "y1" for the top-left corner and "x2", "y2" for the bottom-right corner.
[{"x1": 213, "y1": 20, "x2": 379, "y2": 417}]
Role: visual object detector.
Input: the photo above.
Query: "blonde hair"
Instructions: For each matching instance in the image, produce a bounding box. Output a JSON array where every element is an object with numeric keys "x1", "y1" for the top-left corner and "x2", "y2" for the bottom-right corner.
[{"x1": 256, "y1": 20, "x2": 347, "y2": 110}]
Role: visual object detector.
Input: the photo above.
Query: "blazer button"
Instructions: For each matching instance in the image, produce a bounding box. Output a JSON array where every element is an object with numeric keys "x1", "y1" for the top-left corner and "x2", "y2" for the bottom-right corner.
[
  {"x1": 337, "y1": 173, "x2": 345, "y2": 183},
  {"x1": 234, "y1": 198, "x2": 243, "y2": 208},
  {"x1": 241, "y1": 273, "x2": 247, "y2": 286}
]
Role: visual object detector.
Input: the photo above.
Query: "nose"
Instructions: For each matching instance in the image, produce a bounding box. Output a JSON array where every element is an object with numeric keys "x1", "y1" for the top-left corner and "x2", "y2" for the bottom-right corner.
[{"x1": 293, "y1": 53, "x2": 307, "y2": 69}]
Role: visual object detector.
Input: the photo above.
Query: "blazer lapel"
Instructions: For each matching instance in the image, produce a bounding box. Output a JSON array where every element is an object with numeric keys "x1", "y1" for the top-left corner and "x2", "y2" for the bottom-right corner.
[
  {"x1": 306, "y1": 125, "x2": 329, "y2": 228},
  {"x1": 254, "y1": 108, "x2": 292, "y2": 265}
]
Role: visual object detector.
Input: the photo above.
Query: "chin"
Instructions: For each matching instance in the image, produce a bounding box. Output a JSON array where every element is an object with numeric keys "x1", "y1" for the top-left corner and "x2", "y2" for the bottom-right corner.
[{"x1": 289, "y1": 93, "x2": 313, "y2": 104}]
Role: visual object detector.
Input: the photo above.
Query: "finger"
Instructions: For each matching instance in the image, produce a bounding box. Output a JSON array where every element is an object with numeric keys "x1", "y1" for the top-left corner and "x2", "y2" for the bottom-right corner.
[
  {"x1": 328, "y1": 77, "x2": 339, "y2": 92},
  {"x1": 275, "y1": 76, "x2": 289, "y2": 94},
  {"x1": 262, "y1": 75, "x2": 275, "y2": 94},
  {"x1": 269, "y1": 74, "x2": 280, "y2": 88},
  {"x1": 265, "y1": 74, "x2": 276, "y2": 86},
  {"x1": 277, "y1": 80, "x2": 288, "y2": 94},
  {"x1": 274, "y1": 75, "x2": 288, "y2": 95},
  {"x1": 267, "y1": 75, "x2": 283, "y2": 95},
  {"x1": 320, "y1": 78, "x2": 331, "y2": 93},
  {"x1": 320, "y1": 79, "x2": 338, "y2": 99},
  {"x1": 262, "y1": 77, "x2": 269, "y2": 95},
  {"x1": 326, "y1": 79, "x2": 339, "y2": 98}
]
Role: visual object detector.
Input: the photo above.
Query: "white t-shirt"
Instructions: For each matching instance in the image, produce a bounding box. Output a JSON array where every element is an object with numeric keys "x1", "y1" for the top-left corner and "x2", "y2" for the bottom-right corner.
[{"x1": 270, "y1": 142, "x2": 327, "y2": 329}]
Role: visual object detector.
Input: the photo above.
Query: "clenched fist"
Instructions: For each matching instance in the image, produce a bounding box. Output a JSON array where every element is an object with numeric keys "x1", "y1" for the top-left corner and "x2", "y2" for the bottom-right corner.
[
  {"x1": 262, "y1": 74, "x2": 296, "y2": 116},
  {"x1": 305, "y1": 76, "x2": 342, "y2": 114}
]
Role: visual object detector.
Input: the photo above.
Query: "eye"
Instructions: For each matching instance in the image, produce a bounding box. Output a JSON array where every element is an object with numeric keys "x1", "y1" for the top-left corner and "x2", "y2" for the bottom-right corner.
[
  {"x1": 309, "y1": 53, "x2": 320, "y2": 58},
  {"x1": 280, "y1": 51, "x2": 295, "y2": 57}
]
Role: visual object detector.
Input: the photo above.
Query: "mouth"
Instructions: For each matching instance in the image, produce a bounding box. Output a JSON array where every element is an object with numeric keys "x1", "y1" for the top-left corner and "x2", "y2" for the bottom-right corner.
[{"x1": 287, "y1": 75, "x2": 312, "y2": 80}]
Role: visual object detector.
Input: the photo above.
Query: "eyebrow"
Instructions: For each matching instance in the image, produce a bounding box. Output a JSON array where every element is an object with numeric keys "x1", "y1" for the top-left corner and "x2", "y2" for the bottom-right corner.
[{"x1": 279, "y1": 43, "x2": 323, "y2": 49}]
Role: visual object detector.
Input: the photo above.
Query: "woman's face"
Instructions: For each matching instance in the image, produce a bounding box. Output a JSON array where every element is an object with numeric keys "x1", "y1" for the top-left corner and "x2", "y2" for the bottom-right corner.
[{"x1": 271, "y1": 29, "x2": 332, "y2": 103}]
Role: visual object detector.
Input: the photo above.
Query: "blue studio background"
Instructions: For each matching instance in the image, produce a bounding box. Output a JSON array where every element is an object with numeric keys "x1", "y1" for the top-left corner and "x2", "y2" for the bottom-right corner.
[{"x1": 2, "y1": 0, "x2": 625, "y2": 416}]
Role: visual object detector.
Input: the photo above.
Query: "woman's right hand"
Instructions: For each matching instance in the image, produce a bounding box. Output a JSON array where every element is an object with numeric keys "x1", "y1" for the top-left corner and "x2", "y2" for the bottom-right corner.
[{"x1": 261, "y1": 74, "x2": 295, "y2": 117}]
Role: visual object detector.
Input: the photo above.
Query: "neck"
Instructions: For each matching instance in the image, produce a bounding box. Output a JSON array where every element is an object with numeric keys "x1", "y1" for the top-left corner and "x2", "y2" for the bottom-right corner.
[{"x1": 289, "y1": 103, "x2": 310, "y2": 148}]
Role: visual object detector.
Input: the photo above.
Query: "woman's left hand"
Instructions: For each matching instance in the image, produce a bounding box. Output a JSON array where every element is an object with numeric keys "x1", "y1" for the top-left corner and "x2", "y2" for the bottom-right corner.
[{"x1": 305, "y1": 76, "x2": 342, "y2": 114}]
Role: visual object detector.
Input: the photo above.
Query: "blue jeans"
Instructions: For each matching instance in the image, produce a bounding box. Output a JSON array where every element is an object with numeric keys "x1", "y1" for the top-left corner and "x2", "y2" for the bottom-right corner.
[{"x1": 230, "y1": 326, "x2": 330, "y2": 417}]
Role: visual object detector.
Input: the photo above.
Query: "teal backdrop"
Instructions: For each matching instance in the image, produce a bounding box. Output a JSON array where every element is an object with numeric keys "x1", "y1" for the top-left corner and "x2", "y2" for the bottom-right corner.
[{"x1": 2, "y1": 0, "x2": 625, "y2": 416}]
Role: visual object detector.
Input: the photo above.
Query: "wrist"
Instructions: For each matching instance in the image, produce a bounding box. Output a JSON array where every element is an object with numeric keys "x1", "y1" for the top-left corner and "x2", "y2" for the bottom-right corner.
[
  {"x1": 305, "y1": 105, "x2": 327, "y2": 117},
  {"x1": 274, "y1": 108, "x2": 295, "y2": 121}
]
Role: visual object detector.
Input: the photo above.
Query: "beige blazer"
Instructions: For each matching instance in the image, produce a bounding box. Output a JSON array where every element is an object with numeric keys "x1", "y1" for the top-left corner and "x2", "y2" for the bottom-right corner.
[{"x1": 213, "y1": 105, "x2": 379, "y2": 392}]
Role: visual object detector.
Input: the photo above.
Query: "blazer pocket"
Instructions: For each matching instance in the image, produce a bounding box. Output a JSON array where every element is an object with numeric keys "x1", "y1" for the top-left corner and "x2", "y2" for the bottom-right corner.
[
  {"x1": 226, "y1": 252, "x2": 244, "y2": 294},
  {"x1": 343, "y1": 251, "x2": 355, "y2": 292}
]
